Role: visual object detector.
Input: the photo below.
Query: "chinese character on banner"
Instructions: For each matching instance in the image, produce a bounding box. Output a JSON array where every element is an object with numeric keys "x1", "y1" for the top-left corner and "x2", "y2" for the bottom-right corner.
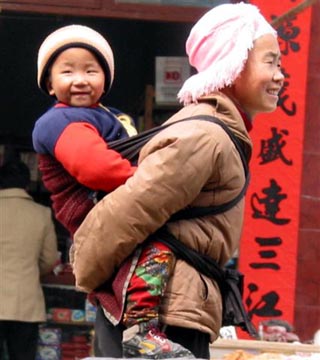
[{"x1": 238, "y1": 1, "x2": 312, "y2": 338}]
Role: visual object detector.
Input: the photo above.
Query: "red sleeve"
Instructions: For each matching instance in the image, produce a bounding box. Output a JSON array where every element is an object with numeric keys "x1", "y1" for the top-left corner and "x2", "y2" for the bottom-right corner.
[{"x1": 54, "y1": 122, "x2": 136, "y2": 192}]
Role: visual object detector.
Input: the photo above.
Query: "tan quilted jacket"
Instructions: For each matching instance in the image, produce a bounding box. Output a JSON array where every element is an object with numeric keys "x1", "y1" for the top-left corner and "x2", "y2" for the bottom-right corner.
[{"x1": 72, "y1": 92, "x2": 252, "y2": 341}]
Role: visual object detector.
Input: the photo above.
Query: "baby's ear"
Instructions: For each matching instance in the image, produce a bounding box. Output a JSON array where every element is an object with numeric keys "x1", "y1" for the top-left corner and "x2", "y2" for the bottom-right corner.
[{"x1": 46, "y1": 78, "x2": 55, "y2": 96}]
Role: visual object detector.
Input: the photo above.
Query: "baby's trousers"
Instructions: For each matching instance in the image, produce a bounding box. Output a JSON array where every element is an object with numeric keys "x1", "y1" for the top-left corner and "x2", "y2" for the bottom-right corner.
[{"x1": 122, "y1": 240, "x2": 175, "y2": 328}]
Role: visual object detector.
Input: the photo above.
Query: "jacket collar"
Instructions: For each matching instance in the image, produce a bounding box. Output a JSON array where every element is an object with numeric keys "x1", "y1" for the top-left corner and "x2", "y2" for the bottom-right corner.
[
  {"x1": 196, "y1": 92, "x2": 251, "y2": 135},
  {"x1": 54, "y1": 102, "x2": 100, "y2": 109},
  {"x1": 0, "y1": 188, "x2": 33, "y2": 200}
]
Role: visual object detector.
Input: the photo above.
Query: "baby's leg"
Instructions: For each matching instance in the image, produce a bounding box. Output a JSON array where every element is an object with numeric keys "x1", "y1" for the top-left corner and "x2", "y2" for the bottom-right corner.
[
  {"x1": 123, "y1": 240, "x2": 174, "y2": 328},
  {"x1": 122, "y1": 240, "x2": 194, "y2": 358}
]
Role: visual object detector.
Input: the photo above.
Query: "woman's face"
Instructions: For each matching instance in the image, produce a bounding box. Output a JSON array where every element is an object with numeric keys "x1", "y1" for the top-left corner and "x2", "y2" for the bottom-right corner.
[{"x1": 228, "y1": 34, "x2": 284, "y2": 118}]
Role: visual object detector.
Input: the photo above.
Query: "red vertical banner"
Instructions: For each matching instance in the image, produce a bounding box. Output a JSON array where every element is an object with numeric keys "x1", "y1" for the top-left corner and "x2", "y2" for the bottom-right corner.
[{"x1": 238, "y1": 1, "x2": 312, "y2": 336}]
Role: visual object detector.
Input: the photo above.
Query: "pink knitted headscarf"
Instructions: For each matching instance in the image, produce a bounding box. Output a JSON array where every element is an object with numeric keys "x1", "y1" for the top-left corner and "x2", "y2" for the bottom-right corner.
[{"x1": 177, "y1": 2, "x2": 277, "y2": 105}]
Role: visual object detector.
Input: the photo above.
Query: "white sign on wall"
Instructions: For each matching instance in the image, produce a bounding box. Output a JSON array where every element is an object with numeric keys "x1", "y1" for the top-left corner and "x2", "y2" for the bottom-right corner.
[{"x1": 155, "y1": 56, "x2": 191, "y2": 105}]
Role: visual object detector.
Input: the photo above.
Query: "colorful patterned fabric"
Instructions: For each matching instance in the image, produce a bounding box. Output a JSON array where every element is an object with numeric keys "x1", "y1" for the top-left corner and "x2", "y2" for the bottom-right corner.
[{"x1": 123, "y1": 241, "x2": 174, "y2": 327}]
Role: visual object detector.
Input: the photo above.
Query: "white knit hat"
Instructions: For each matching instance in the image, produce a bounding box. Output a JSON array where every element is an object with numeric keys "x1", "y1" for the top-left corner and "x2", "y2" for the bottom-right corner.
[
  {"x1": 37, "y1": 25, "x2": 114, "y2": 95},
  {"x1": 178, "y1": 2, "x2": 277, "y2": 105}
]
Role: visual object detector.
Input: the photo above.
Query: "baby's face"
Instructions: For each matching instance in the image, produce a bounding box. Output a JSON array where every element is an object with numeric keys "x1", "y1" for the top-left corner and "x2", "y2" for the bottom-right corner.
[
  {"x1": 231, "y1": 34, "x2": 284, "y2": 118},
  {"x1": 46, "y1": 47, "x2": 105, "y2": 107}
]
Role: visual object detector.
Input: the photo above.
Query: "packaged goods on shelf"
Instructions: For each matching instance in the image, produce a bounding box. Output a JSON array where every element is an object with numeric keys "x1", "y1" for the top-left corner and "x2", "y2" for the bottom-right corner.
[
  {"x1": 210, "y1": 339, "x2": 320, "y2": 360},
  {"x1": 38, "y1": 327, "x2": 62, "y2": 346}
]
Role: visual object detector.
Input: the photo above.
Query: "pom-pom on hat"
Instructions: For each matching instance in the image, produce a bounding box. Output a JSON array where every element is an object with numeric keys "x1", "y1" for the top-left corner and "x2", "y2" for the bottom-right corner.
[
  {"x1": 37, "y1": 24, "x2": 114, "y2": 95},
  {"x1": 178, "y1": 2, "x2": 277, "y2": 105}
]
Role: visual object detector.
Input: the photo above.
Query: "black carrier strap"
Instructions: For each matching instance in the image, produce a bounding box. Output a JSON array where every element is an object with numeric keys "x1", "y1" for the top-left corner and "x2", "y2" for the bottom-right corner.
[
  {"x1": 168, "y1": 116, "x2": 250, "y2": 221},
  {"x1": 110, "y1": 115, "x2": 257, "y2": 336},
  {"x1": 152, "y1": 226, "x2": 258, "y2": 337},
  {"x1": 110, "y1": 114, "x2": 250, "y2": 220},
  {"x1": 109, "y1": 115, "x2": 248, "y2": 169}
]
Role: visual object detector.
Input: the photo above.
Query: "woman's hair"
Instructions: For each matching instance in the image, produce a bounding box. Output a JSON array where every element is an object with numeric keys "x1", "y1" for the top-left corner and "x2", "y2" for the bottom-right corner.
[{"x1": 0, "y1": 160, "x2": 30, "y2": 189}]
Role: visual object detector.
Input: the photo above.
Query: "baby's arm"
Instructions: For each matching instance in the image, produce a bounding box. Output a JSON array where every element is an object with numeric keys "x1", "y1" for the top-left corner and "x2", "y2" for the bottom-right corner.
[{"x1": 54, "y1": 122, "x2": 136, "y2": 192}]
